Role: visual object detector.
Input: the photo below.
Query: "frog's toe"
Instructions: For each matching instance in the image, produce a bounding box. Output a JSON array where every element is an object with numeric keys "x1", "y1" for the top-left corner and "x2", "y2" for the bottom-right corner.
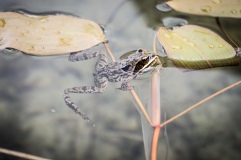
[{"x1": 117, "y1": 83, "x2": 134, "y2": 91}]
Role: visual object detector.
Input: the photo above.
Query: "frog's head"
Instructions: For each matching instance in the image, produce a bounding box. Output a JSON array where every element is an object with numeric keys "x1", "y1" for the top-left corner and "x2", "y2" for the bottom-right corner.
[{"x1": 120, "y1": 48, "x2": 161, "y2": 74}]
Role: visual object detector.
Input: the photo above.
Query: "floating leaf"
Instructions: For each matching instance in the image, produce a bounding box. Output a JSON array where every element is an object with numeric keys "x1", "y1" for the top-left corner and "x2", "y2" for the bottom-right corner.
[
  {"x1": 156, "y1": 3, "x2": 172, "y2": 12},
  {"x1": 157, "y1": 25, "x2": 239, "y2": 69},
  {"x1": 165, "y1": 0, "x2": 241, "y2": 18},
  {"x1": 0, "y1": 12, "x2": 105, "y2": 55}
]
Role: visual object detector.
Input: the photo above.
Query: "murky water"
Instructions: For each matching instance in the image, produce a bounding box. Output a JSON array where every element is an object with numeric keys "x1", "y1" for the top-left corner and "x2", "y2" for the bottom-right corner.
[{"x1": 0, "y1": 0, "x2": 240, "y2": 160}]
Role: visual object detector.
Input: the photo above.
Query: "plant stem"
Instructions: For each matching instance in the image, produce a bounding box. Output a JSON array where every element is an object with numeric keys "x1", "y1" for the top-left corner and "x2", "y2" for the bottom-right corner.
[
  {"x1": 151, "y1": 126, "x2": 161, "y2": 160},
  {"x1": 104, "y1": 42, "x2": 116, "y2": 62},
  {"x1": 150, "y1": 67, "x2": 162, "y2": 160},
  {"x1": 150, "y1": 68, "x2": 161, "y2": 126},
  {"x1": 129, "y1": 89, "x2": 153, "y2": 125},
  {"x1": 160, "y1": 80, "x2": 241, "y2": 127},
  {"x1": 0, "y1": 147, "x2": 50, "y2": 160}
]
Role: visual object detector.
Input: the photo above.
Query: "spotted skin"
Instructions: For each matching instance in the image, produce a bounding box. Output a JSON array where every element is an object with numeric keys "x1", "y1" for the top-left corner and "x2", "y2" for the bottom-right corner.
[{"x1": 63, "y1": 49, "x2": 161, "y2": 124}]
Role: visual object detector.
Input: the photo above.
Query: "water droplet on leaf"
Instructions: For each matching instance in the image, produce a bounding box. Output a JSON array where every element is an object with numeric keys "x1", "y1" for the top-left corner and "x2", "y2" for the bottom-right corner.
[
  {"x1": 28, "y1": 45, "x2": 35, "y2": 51},
  {"x1": 39, "y1": 28, "x2": 45, "y2": 31},
  {"x1": 212, "y1": 0, "x2": 222, "y2": 4},
  {"x1": 59, "y1": 38, "x2": 72, "y2": 46},
  {"x1": 231, "y1": 9, "x2": 237, "y2": 14},
  {"x1": 40, "y1": 18, "x2": 48, "y2": 23},
  {"x1": 164, "y1": 34, "x2": 171, "y2": 39},
  {"x1": 0, "y1": 19, "x2": 6, "y2": 27},
  {"x1": 201, "y1": 6, "x2": 212, "y2": 12},
  {"x1": 189, "y1": 43, "x2": 195, "y2": 47},
  {"x1": 56, "y1": 31, "x2": 61, "y2": 35},
  {"x1": 209, "y1": 44, "x2": 214, "y2": 48},
  {"x1": 171, "y1": 45, "x2": 182, "y2": 50},
  {"x1": 218, "y1": 44, "x2": 223, "y2": 48}
]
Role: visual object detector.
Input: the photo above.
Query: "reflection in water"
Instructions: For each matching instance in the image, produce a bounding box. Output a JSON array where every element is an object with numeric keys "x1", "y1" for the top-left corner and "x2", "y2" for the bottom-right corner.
[{"x1": 0, "y1": 0, "x2": 241, "y2": 160}]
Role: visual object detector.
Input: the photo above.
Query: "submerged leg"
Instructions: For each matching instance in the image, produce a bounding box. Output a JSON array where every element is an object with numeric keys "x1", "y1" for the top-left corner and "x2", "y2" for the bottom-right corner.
[
  {"x1": 63, "y1": 82, "x2": 107, "y2": 125},
  {"x1": 64, "y1": 50, "x2": 108, "y2": 125}
]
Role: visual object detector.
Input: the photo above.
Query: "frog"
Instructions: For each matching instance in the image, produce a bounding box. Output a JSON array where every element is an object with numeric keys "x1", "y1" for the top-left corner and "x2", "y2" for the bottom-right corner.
[{"x1": 63, "y1": 48, "x2": 161, "y2": 125}]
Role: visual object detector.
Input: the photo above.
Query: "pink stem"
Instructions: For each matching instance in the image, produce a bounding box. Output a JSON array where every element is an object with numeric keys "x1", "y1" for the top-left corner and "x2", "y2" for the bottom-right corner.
[{"x1": 150, "y1": 67, "x2": 162, "y2": 160}]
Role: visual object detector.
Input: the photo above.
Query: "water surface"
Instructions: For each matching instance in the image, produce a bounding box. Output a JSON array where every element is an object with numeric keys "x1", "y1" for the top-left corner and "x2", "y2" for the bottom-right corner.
[{"x1": 0, "y1": 0, "x2": 241, "y2": 160}]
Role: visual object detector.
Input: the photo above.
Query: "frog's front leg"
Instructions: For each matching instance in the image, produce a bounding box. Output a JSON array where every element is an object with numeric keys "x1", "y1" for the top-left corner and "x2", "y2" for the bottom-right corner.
[
  {"x1": 118, "y1": 71, "x2": 138, "y2": 91},
  {"x1": 118, "y1": 82, "x2": 135, "y2": 91},
  {"x1": 118, "y1": 75, "x2": 136, "y2": 91},
  {"x1": 68, "y1": 51, "x2": 100, "y2": 62}
]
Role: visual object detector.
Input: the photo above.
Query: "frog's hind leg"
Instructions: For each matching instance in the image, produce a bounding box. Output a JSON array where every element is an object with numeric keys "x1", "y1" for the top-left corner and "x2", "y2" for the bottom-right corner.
[
  {"x1": 64, "y1": 50, "x2": 108, "y2": 125},
  {"x1": 63, "y1": 80, "x2": 107, "y2": 125}
]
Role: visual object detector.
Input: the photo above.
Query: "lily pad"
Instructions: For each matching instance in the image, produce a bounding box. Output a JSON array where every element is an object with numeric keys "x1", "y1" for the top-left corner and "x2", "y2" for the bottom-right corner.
[
  {"x1": 0, "y1": 12, "x2": 105, "y2": 55},
  {"x1": 165, "y1": 0, "x2": 241, "y2": 18},
  {"x1": 157, "y1": 25, "x2": 239, "y2": 69}
]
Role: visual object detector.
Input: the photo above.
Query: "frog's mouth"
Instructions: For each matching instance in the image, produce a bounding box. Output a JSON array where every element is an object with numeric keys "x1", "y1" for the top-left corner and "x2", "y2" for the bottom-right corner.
[{"x1": 134, "y1": 54, "x2": 162, "y2": 74}]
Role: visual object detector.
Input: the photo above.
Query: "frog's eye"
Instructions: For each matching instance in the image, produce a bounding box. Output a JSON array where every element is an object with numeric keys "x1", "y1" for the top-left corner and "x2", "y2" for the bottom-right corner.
[
  {"x1": 134, "y1": 56, "x2": 150, "y2": 72},
  {"x1": 121, "y1": 64, "x2": 131, "y2": 72},
  {"x1": 137, "y1": 49, "x2": 143, "y2": 53}
]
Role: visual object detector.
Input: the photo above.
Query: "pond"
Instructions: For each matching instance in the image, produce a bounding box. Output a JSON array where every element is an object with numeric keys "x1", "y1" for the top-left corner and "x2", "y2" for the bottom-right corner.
[{"x1": 0, "y1": 0, "x2": 240, "y2": 160}]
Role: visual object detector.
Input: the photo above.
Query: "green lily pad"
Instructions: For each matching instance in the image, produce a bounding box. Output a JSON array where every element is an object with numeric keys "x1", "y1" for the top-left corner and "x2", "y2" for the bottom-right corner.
[
  {"x1": 165, "y1": 0, "x2": 241, "y2": 18},
  {"x1": 157, "y1": 25, "x2": 239, "y2": 69}
]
